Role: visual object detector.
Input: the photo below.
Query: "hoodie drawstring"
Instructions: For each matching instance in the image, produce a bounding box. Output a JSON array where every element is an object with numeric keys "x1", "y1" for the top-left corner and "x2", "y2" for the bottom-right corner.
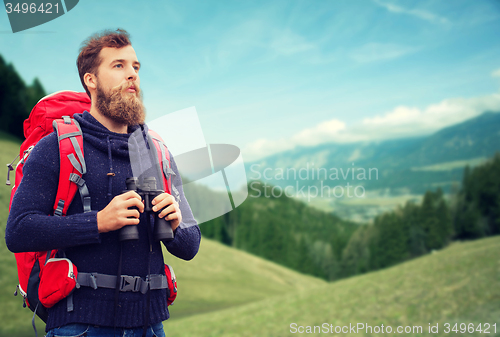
[{"x1": 106, "y1": 136, "x2": 114, "y2": 203}]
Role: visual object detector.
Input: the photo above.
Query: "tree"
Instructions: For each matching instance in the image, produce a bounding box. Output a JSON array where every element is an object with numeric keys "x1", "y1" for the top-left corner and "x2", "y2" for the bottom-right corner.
[
  {"x1": 0, "y1": 55, "x2": 46, "y2": 139},
  {"x1": 404, "y1": 201, "x2": 427, "y2": 257},
  {"x1": 453, "y1": 154, "x2": 500, "y2": 238},
  {"x1": 341, "y1": 225, "x2": 372, "y2": 277},
  {"x1": 370, "y1": 212, "x2": 409, "y2": 269}
]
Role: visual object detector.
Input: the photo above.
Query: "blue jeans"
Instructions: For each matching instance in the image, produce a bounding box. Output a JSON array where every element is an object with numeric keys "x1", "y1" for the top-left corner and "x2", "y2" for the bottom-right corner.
[{"x1": 45, "y1": 322, "x2": 165, "y2": 337}]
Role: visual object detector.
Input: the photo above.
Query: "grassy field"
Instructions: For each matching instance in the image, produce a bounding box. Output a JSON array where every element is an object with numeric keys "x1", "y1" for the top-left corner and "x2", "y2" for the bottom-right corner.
[
  {"x1": 0, "y1": 237, "x2": 326, "y2": 336},
  {"x1": 164, "y1": 236, "x2": 500, "y2": 336},
  {"x1": 0, "y1": 134, "x2": 40, "y2": 337},
  {"x1": 163, "y1": 238, "x2": 327, "y2": 320}
]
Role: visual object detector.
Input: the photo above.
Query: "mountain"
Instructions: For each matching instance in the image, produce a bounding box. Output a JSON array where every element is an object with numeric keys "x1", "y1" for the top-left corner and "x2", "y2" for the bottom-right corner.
[
  {"x1": 407, "y1": 111, "x2": 500, "y2": 166},
  {"x1": 246, "y1": 111, "x2": 500, "y2": 194}
]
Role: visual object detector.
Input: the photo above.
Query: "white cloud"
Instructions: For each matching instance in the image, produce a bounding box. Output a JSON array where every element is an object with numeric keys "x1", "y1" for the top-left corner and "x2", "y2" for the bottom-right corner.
[
  {"x1": 362, "y1": 94, "x2": 500, "y2": 137},
  {"x1": 292, "y1": 119, "x2": 346, "y2": 145},
  {"x1": 242, "y1": 92, "x2": 500, "y2": 161},
  {"x1": 242, "y1": 138, "x2": 294, "y2": 162},
  {"x1": 242, "y1": 118, "x2": 346, "y2": 161},
  {"x1": 492, "y1": 68, "x2": 500, "y2": 78},
  {"x1": 362, "y1": 106, "x2": 421, "y2": 126},
  {"x1": 373, "y1": 0, "x2": 449, "y2": 25},
  {"x1": 351, "y1": 43, "x2": 419, "y2": 63}
]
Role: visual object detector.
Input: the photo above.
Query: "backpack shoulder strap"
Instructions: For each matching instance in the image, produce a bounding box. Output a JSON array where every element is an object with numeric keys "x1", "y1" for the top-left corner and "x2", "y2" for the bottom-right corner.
[
  {"x1": 52, "y1": 116, "x2": 91, "y2": 216},
  {"x1": 147, "y1": 130, "x2": 181, "y2": 204}
]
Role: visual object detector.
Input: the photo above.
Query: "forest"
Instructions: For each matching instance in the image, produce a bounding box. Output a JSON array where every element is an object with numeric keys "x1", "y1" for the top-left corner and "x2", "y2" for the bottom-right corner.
[{"x1": 201, "y1": 153, "x2": 500, "y2": 281}]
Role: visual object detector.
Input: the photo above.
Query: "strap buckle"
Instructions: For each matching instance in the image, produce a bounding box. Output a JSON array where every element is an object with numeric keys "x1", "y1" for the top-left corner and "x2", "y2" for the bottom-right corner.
[
  {"x1": 120, "y1": 275, "x2": 142, "y2": 292},
  {"x1": 54, "y1": 199, "x2": 65, "y2": 217},
  {"x1": 89, "y1": 273, "x2": 98, "y2": 290}
]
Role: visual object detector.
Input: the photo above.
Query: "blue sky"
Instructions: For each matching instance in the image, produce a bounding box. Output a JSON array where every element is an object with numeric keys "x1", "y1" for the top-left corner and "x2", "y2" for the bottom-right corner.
[{"x1": 1, "y1": 0, "x2": 500, "y2": 161}]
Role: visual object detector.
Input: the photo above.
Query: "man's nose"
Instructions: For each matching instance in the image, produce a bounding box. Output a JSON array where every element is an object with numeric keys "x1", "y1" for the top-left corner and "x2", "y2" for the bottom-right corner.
[{"x1": 126, "y1": 66, "x2": 138, "y2": 81}]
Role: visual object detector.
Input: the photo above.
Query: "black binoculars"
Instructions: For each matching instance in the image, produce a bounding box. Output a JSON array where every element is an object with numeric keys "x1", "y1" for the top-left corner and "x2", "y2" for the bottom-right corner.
[{"x1": 119, "y1": 176, "x2": 174, "y2": 242}]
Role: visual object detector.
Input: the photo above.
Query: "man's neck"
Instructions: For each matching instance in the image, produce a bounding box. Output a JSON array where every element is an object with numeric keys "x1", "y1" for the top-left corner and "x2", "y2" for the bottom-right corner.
[{"x1": 89, "y1": 106, "x2": 128, "y2": 134}]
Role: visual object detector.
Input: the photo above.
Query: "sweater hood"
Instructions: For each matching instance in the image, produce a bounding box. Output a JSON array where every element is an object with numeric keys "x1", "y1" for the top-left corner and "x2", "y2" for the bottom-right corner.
[{"x1": 73, "y1": 111, "x2": 148, "y2": 159}]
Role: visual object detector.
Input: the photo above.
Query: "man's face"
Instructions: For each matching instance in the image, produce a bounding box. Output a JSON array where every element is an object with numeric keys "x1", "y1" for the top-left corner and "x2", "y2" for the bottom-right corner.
[{"x1": 94, "y1": 45, "x2": 145, "y2": 126}]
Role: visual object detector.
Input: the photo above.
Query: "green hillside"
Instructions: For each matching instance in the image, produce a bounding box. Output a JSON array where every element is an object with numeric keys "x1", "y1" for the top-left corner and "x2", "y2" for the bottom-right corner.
[
  {"x1": 0, "y1": 239, "x2": 325, "y2": 337},
  {"x1": 164, "y1": 235, "x2": 500, "y2": 336},
  {"x1": 163, "y1": 238, "x2": 326, "y2": 319},
  {"x1": 0, "y1": 131, "x2": 326, "y2": 335},
  {"x1": 0, "y1": 232, "x2": 325, "y2": 336},
  {"x1": 200, "y1": 181, "x2": 359, "y2": 281}
]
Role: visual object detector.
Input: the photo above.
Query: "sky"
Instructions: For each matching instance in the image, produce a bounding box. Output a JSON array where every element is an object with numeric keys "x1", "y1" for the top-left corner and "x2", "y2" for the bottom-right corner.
[{"x1": 1, "y1": 0, "x2": 500, "y2": 162}]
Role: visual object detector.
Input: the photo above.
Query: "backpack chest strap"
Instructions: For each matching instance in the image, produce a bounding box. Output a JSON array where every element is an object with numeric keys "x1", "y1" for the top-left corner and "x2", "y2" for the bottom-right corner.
[{"x1": 77, "y1": 272, "x2": 168, "y2": 294}]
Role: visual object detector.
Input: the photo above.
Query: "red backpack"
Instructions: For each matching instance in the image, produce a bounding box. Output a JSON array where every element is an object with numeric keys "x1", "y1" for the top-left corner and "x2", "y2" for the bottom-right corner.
[{"x1": 7, "y1": 91, "x2": 178, "y2": 325}]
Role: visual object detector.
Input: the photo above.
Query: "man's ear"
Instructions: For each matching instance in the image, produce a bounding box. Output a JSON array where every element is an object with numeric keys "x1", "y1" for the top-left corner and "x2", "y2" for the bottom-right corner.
[{"x1": 84, "y1": 73, "x2": 97, "y2": 92}]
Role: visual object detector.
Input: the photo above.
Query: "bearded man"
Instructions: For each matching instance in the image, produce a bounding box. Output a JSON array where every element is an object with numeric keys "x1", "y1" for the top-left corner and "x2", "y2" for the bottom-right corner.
[{"x1": 6, "y1": 29, "x2": 201, "y2": 337}]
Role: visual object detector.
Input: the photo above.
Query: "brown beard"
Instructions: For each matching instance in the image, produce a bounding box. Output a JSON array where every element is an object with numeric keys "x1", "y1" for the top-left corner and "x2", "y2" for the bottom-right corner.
[{"x1": 95, "y1": 80, "x2": 146, "y2": 127}]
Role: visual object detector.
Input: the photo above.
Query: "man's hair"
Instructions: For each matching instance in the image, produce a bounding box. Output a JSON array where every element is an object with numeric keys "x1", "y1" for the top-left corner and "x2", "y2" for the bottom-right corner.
[{"x1": 77, "y1": 28, "x2": 131, "y2": 98}]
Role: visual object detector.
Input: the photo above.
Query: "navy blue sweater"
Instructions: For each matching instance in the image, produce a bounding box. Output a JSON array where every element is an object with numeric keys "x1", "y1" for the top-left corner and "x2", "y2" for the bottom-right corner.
[{"x1": 5, "y1": 111, "x2": 201, "y2": 331}]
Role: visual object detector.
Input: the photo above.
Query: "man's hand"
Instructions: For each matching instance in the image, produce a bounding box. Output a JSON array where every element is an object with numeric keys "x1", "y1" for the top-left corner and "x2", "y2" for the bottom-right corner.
[
  {"x1": 152, "y1": 193, "x2": 182, "y2": 232},
  {"x1": 97, "y1": 191, "x2": 144, "y2": 233}
]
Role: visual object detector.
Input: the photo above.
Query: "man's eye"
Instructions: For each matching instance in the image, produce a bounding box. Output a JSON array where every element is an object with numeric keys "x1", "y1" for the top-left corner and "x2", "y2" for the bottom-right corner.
[
  {"x1": 134, "y1": 66, "x2": 140, "y2": 71},
  {"x1": 115, "y1": 64, "x2": 123, "y2": 68}
]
